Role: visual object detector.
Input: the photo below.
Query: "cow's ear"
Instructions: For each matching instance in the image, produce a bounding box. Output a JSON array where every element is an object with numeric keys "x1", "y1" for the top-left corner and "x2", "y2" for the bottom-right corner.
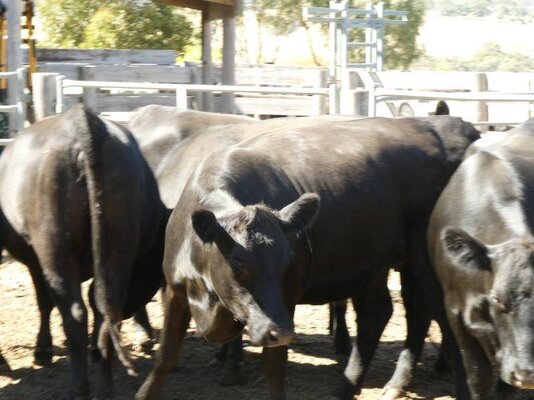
[
  {"x1": 191, "y1": 209, "x2": 235, "y2": 253},
  {"x1": 278, "y1": 193, "x2": 320, "y2": 234},
  {"x1": 441, "y1": 227, "x2": 490, "y2": 271}
]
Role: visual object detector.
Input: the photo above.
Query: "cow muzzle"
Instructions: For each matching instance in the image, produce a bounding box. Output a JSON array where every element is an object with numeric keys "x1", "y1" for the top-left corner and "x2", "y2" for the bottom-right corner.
[
  {"x1": 247, "y1": 324, "x2": 295, "y2": 347},
  {"x1": 511, "y1": 370, "x2": 534, "y2": 390},
  {"x1": 260, "y1": 326, "x2": 295, "y2": 347}
]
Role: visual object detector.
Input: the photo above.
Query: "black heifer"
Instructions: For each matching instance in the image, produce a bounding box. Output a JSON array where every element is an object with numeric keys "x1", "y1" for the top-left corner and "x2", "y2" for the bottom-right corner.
[
  {"x1": 136, "y1": 116, "x2": 479, "y2": 400},
  {"x1": 429, "y1": 121, "x2": 534, "y2": 399},
  {"x1": 127, "y1": 105, "x2": 256, "y2": 175},
  {"x1": 0, "y1": 105, "x2": 166, "y2": 399}
]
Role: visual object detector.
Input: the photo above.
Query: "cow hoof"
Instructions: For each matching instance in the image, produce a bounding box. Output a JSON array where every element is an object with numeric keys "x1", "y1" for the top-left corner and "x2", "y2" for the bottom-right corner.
[
  {"x1": 218, "y1": 369, "x2": 246, "y2": 386},
  {"x1": 381, "y1": 387, "x2": 406, "y2": 400},
  {"x1": 0, "y1": 358, "x2": 11, "y2": 373},
  {"x1": 434, "y1": 354, "x2": 450, "y2": 374},
  {"x1": 34, "y1": 348, "x2": 53, "y2": 366},
  {"x1": 90, "y1": 347, "x2": 102, "y2": 364},
  {"x1": 333, "y1": 382, "x2": 357, "y2": 400},
  {"x1": 132, "y1": 338, "x2": 156, "y2": 354}
]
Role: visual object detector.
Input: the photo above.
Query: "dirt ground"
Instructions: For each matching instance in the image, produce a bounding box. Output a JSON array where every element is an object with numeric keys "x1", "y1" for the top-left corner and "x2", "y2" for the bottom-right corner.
[{"x1": 0, "y1": 259, "x2": 523, "y2": 400}]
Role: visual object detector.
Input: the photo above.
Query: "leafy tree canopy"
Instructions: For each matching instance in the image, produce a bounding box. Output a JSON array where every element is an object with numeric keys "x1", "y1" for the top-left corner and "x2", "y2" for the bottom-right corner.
[
  {"x1": 37, "y1": 0, "x2": 193, "y2": 55},
  {"x1": 249, "y1": 0, "x2": 425, "y2": 69},
  {"x1": 430, "y1": 0, "x2": 534, "y2": 22},
  {"x1": 410, "y1": 43, "x2": 534, "y2": 72}
]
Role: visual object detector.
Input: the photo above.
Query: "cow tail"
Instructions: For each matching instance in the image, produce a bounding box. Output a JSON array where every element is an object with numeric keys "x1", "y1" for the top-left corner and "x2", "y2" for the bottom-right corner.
[{"x1": 76, "y1": 105, "x2": 137, "y2": 377}]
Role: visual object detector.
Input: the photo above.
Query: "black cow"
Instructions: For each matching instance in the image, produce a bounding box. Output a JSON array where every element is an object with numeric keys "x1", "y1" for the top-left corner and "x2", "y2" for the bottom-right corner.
[
  {"x1": 135, "y1": 116, "x2": 479, "y2": 400},
  {"x1": 140, "y1": 113, "x2": 358, "y2": 382},
  {"x1": 127, "y1": 105, "x2": 256, "y2": 175},
  {"x1": 429, "y1": 120, "x2": 534, "y2": 399},
  {"x1": 0, "y1": 105, "x2": 167, "y2": 399}
]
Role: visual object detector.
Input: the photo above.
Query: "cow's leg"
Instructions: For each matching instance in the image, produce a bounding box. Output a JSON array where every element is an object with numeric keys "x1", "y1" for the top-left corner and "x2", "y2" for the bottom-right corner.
[
  {"x1": 95, "y1": 317, "x2": 115, "y2": 400},
  {"x1": 382, "y1": 266, "x2": 431, "y2": 400},
  {"x1": 28, "y1": 267, "x2": 55, "y2": 366},
  {"x1": 135, "y1": 285, "x2": 191, "y2": 400},
  {"x1": 262, "y1": 345, "x2": 288, "y2": 400},
  {"x1": 87, "y1": 281, "x2": 115, "y2": 399},
  {"x1": 132, "y1": 307, "x2": 155, "y2": 353},
  {"x1": 448, "y1": 312, "x2": 492, "y2": 400},
  {"x1": 218, "y1": 335, "x2": 245, "y2": 386},
  {"x1": 330, "y1": 300, "x2": 351, "y2": 355},
  {"x1": 337, "y1": 272, "x2": 392, "y2": 400},
  {"x1": 33, "y1": 234, "x2": 89, "y2": 400},
  {"x1": 88, "y1": 282, "x2": 103, "y2": 363},
  {"x1": 49, "y1": 282, "x2": 89, "y2": 399}
]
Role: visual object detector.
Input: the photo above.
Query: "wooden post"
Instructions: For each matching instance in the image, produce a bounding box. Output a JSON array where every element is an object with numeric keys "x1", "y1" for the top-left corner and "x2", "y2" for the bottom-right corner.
[
  {"x1": 201, "y1": 5, "x2": 214, "y2": 112},
  {"x1": 32, "y1": 72, "x2": 58, "y2": 120},
  {"x1": 311, "y1": 70, "x2": 327, "y2": 115},
  {"x1": 474, "y1": 72, "x2": 488, "y2": 132},
  {"x1": 81, "y1": 66, "x2": 98, "y2": 111},
  {"x1": 6, "y1": 0, "x2": 23, "y2": 136},
  {"x1": 220, "y1": 5, "x2": 236, "y2": 114}
]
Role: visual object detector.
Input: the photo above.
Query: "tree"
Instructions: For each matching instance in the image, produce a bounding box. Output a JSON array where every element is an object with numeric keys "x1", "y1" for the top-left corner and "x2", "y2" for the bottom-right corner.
[
  {"x1": 37, "y1": 0, "x2": 193, "y2": 56},
  {"x1": 246, "y1": 0, "x2": 425, "y2": 69},
  {"x1": 37, "y1": 0, "x2": 103, "y2": 47}
]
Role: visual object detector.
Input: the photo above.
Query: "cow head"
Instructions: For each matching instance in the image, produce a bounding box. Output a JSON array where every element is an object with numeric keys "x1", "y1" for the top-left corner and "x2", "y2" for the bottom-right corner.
[
  {"x1": 190, "y1": 193, "x2": 320, "y2": 347},
  {"x1": 442, "y1": 227, "x2": 534, "y2": 389}
]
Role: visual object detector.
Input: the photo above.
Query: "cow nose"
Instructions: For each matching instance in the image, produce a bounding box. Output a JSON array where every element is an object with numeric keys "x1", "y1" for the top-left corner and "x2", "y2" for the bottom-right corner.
[
  {"x1": 262, "y1": 328, "x2": 295, "y2": 347},
  {"x1": 512, "y1": 370, "x2": 534, "y2": 389}
]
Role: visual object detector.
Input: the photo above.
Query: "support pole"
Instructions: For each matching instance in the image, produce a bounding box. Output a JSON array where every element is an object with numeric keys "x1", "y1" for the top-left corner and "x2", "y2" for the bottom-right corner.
[
  {"x1": 6, "y1": 0, "x2": 23, "y2": 136},
  {"x1": 201, "y1": 5, "x2": 214, "y2": 112},
  {"x1": 220, "y1": 5, "x2": 236, "y2": 114},
  {"x1": 376, "y1": 2, "x2": 384, "y2": 71},
  {"x1": 474, "y1": 72, "x2": 489, "y2": 132},
  {"x1": 32, "y1": 72, "x2": 58, "y2": 120}
]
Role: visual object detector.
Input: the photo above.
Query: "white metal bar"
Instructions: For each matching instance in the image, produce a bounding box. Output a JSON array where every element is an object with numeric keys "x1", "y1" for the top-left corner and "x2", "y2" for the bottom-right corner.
[
  {"x1": 348, "y1": 63, "x2": 376, "y2": 68},
  {"x1": 176, "y1": 88, "x2": 188, "y2": 109},
  {"x1": 347, "y1": 42, "x2": 376, "y2": 47},
  {"x1": 0, "y1": 139, "x2": 14, "y2": 146},
  {"x1": 56, "y1": 75, "x2": 65, "y2": 114},
  {"x1": 375, "y1": 89, "x2": 534, "y2": 102},
  {"x1": 62, "y1": 80, "x2": 329, "y2": 96},
  {"x1": 0, "y1": 105, "x2": 19, "y2": 112}
]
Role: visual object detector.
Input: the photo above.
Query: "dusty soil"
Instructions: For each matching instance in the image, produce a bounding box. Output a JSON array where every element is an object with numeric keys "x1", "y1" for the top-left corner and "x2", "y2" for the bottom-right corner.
[{"x1": 0, "y1": 259, "x2": 525, "y2": 400}]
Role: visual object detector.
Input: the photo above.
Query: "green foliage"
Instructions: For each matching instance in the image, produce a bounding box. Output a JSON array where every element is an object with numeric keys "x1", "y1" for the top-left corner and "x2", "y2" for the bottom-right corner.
[
  {"x1": 37, "y1": 0, "x2": 103, "y2": 47},
  {"x1": 410, "y1": 43, "x2": 534, "y2": 72},
  {"x1": 431, "y1": 0, "x2": 534, "y2": 22},
  {"x1": 248, "y1": 0, "x2": 425, "y2": 69},
  {"x1": 37, "y1": 0, "x2": 193, "y2": 55}
]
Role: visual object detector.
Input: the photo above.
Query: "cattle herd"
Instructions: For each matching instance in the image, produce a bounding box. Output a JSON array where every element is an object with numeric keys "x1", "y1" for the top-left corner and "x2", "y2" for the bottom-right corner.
[{"x1": 0, "y1": 102, "x2": 533, "y2": 400}]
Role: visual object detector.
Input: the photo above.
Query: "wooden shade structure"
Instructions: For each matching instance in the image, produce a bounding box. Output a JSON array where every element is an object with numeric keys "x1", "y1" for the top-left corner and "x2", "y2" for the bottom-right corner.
[{"x1": 154, "y1": 0, "x2": 243, "y2": 112}]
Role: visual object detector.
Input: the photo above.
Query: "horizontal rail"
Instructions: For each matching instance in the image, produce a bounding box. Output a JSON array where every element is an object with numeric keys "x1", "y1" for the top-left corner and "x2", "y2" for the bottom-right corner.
[
  {"x1": 375, "y1": 88, "x2": 534, "y2": 102},
  {"x1": 472, "y1": 121, "x2": 520, "y2": 127},
  {"x1": 0, "y1": 105, "x2": 20, "y2": 112},
  {"x1": 62, "y1": 80, "x2": 329, "y2": 96},
  {"x1": 0, "y1": 138, "x2": 14, "y2": 146},
  {"x1": 347, "y1": 42, "x2": 376, "y2": 47}
]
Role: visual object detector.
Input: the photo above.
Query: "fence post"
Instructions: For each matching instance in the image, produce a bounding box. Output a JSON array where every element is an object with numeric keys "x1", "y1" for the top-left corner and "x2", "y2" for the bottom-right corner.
[
  {"x1": 176, "y1": 88, "x2": 188, "y2": 109},
  {"x1": 81, "y1": 66, "x2": 98, "y2": 111},
  {"x1": 312, "y1": 70, "x2": 327, "y2": 115},
  {"x1": 201, "y1": 5, "x2": 214, "y2": 112},
  {"x1": 32, "y1": 72, "x2": 59, "y2": 120},
  {"x1": 474, "y1": 72, "x2": 488, "y2": 132}
]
